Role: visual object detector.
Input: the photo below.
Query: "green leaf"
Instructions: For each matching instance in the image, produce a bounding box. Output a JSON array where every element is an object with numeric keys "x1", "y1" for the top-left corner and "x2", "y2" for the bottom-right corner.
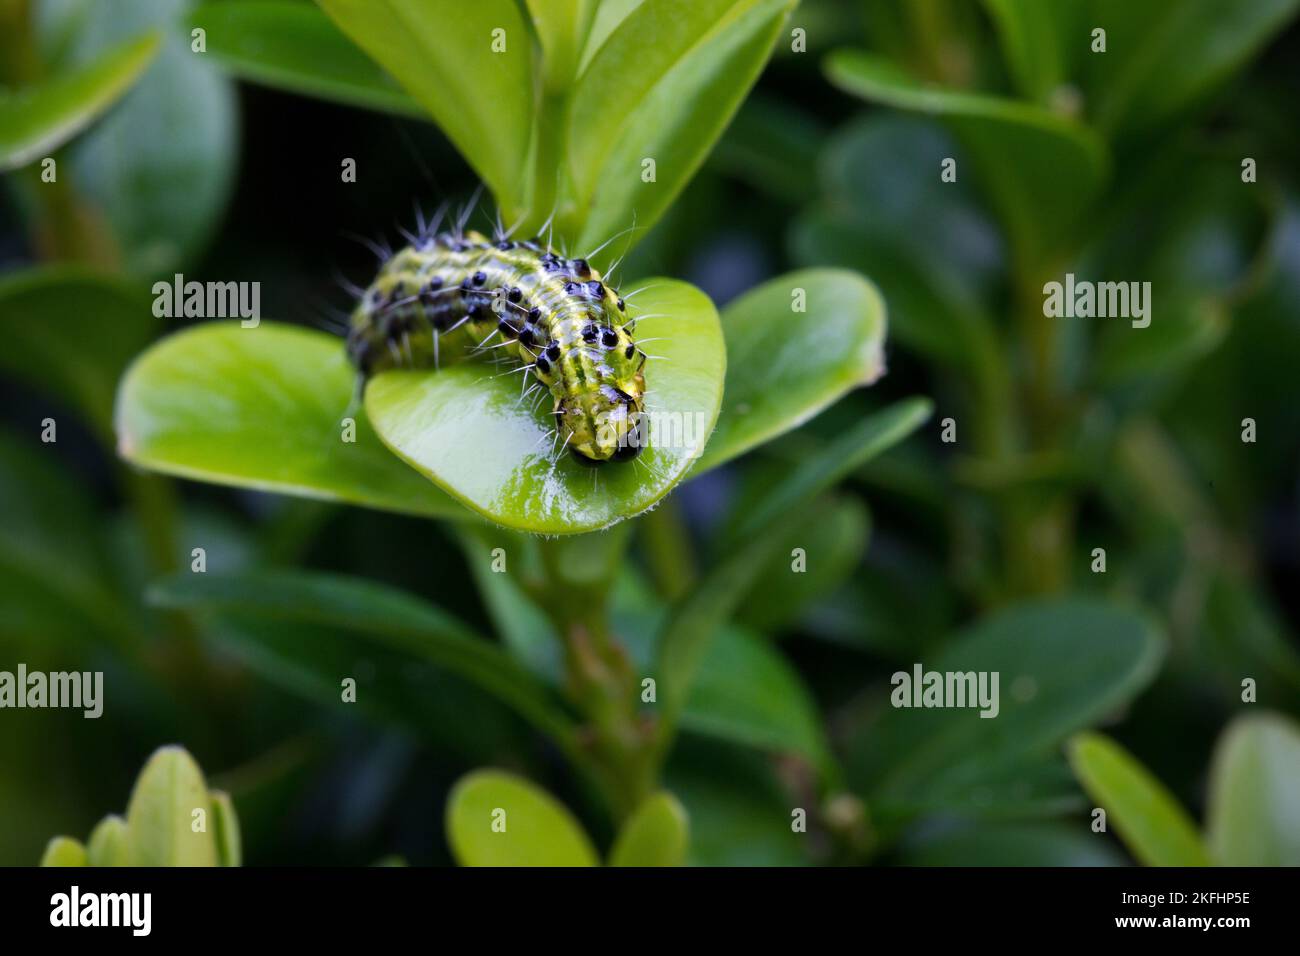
[
  {"x1": 0, "y1": 31, "x2": 159, "y2": 170},
  {"x1": 191, "y1": 1, "x2": 423, "y2": 116},
  {"x1": 148, "y1": 569, "x2": 578, "y2": 751},
  {"x1": 39, "y1": 836, "x2": 88, "y2": 867},
  {"x1": 115, "y1": 322, "x2": 467, "y2": 520},
  {"x1": 853, "y1": 600, "x2": 1166, "y2": 822},
  {"x1": 53, "y1": 0, "x2": 238, "y2": 277},
  {"x1": 980, "y1": 0, "x2": 1084, "y2": 104},
  {"x1": 656, "y1": 399, "x2": 930, "y2": 730},
  {"x1": 446, "y1": 769, "x2": 599, "y2": 866},
  {"x1": 525, "y1": 0, "x2": 599, "y2": 92},
  {"x1": 608, "y1": 791, "x2": 689, "y2": 866},
  {"x1": 695, "y1": 268, "x2": 886, "y2": 474},
  {"x1": 365, "y1": 279, "x2": 724, "y2": 534},
  {"x1": 0, "y1": 266, "x2": 159, "y2": 438},
  {"x1": 683, "y1": 625, "x2": 835, "y2": 777},
  {"x1": 1087, "y1": 0, "x2": 1300, "y2": 140},
  {"x1": 210, "y1": 791, "x2": 242, "y2": 867},
  {"x1": 1067, "y1": 732, "x2": 1211, "y2": 867},
  {"x1": 824, "y1": 49, "x2": 1108, "y2": 262},
  {"x1": 86, "y1": 815, "x2": 130, "y2": 867},
  {"x1": 1206, "y1": 712, "x2": 1300, "y2": 866},
  {"x1": 567, "y1": 0, "x2": 793, "y2": 250},
  {"x1": 316, "y1": 0, "x2": 536, "y2": 212},
  {"x1": 736, "y1": 494, "x2": 869, "y2": 632},
  {"x1": 791, "y1": 116, "x2": 1003, "y2": 375},
  {"x1": 125, "y1": 746, "x2": 220, "y2": 866}
]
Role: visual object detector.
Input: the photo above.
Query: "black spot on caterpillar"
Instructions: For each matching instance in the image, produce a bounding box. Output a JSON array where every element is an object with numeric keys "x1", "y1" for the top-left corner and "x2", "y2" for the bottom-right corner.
[{"x1": 346, "y1": 220, "x2": 646, "y2": 463}]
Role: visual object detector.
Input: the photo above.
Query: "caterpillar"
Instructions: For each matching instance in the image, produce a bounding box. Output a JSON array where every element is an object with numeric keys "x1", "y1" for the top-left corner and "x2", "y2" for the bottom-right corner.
[{"x1": 345, "y1": 214, "x2": 646, "y2": 464}]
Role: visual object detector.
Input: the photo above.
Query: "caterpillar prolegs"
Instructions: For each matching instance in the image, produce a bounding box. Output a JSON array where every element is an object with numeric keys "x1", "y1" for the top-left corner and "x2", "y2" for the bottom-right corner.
[{"x1": 346, "y1": 223, "x2": 646, "y2": 463}]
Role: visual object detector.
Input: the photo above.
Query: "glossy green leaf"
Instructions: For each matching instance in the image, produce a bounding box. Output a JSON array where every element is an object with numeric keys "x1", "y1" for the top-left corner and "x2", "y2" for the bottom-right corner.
[
  {"x1": 695, "y1": 268, "x2": 886, "y2": 473},
  {"x1": 0, "y1": 266, "x2": 158, "y2": 438},
  {"x1": 446, "y1": 769, "x2": 599, "y2": 867},
  {"x1": 824, "y1": 49, "x2": 1107, "y2": 261},
  {"x1": 52, "y1": 0, "x2": 238, "y2": 277},
  {"x1": 39, "y1": 837, "x2": 88, "y2": 867},
  {"x1": 191, "y1": 1, "x2": 423, "y2": 116},
  {"x1": 1205, "y1": 712, "x2": 1300, "y2": 866},
  {"x1": 86, "y1": 815, "x2": 130, "y2": 867},
  {"x1": 1067, "y1": 732, "x2": 1211, "y2": 867},
  {"x1": 567, "y1": 0, "x2": 793, "y2": 250},
  {"x1": 1087, "y1": 0, "x2": 1300, "y2": 139},
  {"x1": 115, "y1": 322, "x2": 466, "y2": 520},
  {"x1": 316, "y1": 0, "x2": 536, "y2": 211},
  {"x1": 210, "y1": 791, "x2": 242, "y2": 867},
  {"x1": 148, "y1": 569, "x2": 577, "y2": 751},
  {"x1": 852, "y1": 600, "x2": 1166, "y2": 820},
  {"x1": 365, "y1": 279, "x2": 724, "y2": 534},
  {"x1": 609, "y1": 791, "x2": 689, "y2": 866},
  {"x1": 125, "y1": 746, "x2": 220, "y2": 866},
  {"x1": 0, "y1": 31, "x2": 159, "y2": 170}
]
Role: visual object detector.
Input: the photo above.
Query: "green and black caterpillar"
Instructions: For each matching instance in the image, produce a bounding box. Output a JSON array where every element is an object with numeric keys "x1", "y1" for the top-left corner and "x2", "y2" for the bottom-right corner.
[{"x1": 346, "y1": 216, "x2": 646, "y2": 463}]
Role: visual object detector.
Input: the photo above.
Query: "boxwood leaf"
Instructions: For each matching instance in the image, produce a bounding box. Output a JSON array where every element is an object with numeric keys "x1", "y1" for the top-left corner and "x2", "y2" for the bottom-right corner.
[
  {"x1": 191, "y1": 1, "x2": 423, "y2": 117},
  {"x1": 1068, "y1": 732, "x2": 1211, "y2": 867},
  {"x1": 608, "y1": 791, "x2": 689, "y2": 866},
  {"x1": 115, "y1": 321, "x2": 466, "y2": 520},
  {"x1": 1205, "y1": 712, "x2": 1300, "y2": 866},
  {"x1": 446, "y1": 769, "x2": 599, "y2": 866},
  {"x1": 0, "y1": 31, "x2": 159, "y2": 170}
]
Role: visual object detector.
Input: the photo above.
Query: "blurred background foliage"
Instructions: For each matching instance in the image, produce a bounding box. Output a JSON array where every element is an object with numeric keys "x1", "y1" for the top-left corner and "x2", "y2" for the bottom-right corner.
[{"x1": 1, "y1": 0, "x2": 1298, "y2": 866}]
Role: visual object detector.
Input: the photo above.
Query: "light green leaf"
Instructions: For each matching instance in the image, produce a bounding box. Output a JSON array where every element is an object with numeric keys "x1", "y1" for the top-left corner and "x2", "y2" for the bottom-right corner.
[
  {"x1": 1206, "y1": 712, "x2": 1300, "y2": 866},
  {"x1": 525, "y1": 0, "x2": 599, "y2": 92},
  {"x1": 0, "y1": 266, "x2": 159, "y2": 438},
  {"x1": 446, "y1": 769, "x2": 599, "y2": 867},
  {"x1": 568, "y1": 0, "x2": 793, "y2": 250},
  {"x1": 695, "y1": 268, "x2": 886, "y2": 474},
  {"x1": 125, "y1": 746, "x2": 220, "y2": 866},
  {"x1": 0, "y1": 31, "x2": 159, "y2": 170},
  {"x1": 609, "y1": 791, "x2": 689, "y2": 866},
  {"x1": 316, "y1": 0, "x2": 536, "y2": 211},
  {"x1": 210, "y1": 791, "x2": 242, "y2": 867},
  {"x1": 86, "y1": 815, "x2": 130, "y2": 867},
  {"x1": 853, "y1": 600, "x2": 1166, "y2": 822},
  {"x1": 824, "y1": 49, "x2": 1108, "y2": 262},
  {"x1": 365, "y1": 279, "x2": 724, "y2": 534},
  {"x1": 39, "y1": 836, "x2": 88, "y2": 867},
  {"x1": 115, "y1": 322, "x2": 467, "y2": 520},
  {"x1": 191, "y1": 1, "x2": 423, "y2": 116},
  {"x1": 1068, "y1": 732, "x2": 1211, "y2": 867}
]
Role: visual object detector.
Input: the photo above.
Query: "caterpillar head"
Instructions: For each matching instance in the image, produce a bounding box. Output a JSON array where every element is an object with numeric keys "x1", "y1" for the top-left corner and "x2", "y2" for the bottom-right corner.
[{"x1": 557, "y1": 321, "x2": 646, "y2": 464}]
